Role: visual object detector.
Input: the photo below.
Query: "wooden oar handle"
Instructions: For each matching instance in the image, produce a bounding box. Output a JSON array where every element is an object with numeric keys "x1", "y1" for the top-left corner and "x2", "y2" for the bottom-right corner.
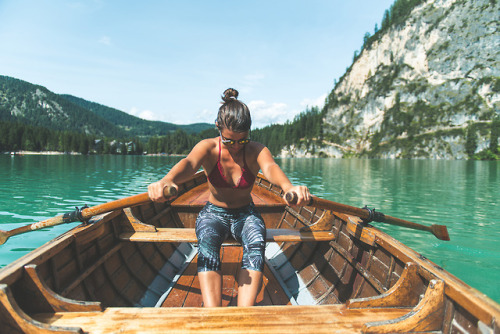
[
  {"x1": 163, "y1": 185, "x2": 178, "y2": 198},
  {"x1": 284, "y1": 192, "x2": 313, "y2": 206},
  {"x1": 286, "y1": 192, "x2": 367, "y2": 218}
]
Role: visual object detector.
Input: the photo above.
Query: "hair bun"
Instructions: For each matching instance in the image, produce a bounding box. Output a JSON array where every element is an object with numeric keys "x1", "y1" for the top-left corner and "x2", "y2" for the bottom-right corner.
[{"x1": 222, "y1": 88, "x2": 239, "y2": 102}]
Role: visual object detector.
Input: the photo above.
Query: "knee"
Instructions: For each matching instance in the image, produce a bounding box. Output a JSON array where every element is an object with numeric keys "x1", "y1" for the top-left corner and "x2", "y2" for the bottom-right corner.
[
  {"x1": 242, "y1": 240, "x2": 266, "y2": 272},
  {"x1": 196, "y1": 227, "x2": 224, "y2": 272},
  {"x1": 197, "y1": 241, "x2": 222, "y2": 272}
]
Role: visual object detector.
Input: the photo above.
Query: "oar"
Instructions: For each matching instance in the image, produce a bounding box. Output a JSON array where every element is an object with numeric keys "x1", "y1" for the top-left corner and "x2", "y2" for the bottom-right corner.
[
  {"x1": 285, "y1": 192, "x2": 450, "y2": 241},
  {"x1": 0, "y1": 186, "x2": 177, "y2": 245}
]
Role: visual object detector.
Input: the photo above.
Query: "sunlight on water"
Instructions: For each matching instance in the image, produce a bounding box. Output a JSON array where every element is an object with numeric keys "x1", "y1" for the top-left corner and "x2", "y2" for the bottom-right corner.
[{"x1": 0, "y1": 155, "x2": 498, "y2": 303}]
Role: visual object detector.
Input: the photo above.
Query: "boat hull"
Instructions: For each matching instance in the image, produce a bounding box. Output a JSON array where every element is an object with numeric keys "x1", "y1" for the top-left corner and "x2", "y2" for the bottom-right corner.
[{"x1": 0, "y1": 172, "x2": 498, "y2": 333}]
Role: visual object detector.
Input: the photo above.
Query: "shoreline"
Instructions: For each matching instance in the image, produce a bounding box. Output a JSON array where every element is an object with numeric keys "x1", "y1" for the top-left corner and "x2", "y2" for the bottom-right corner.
[
  {"x1": 7, "y1": 151, "x2": 82, "y2": 155},
  {"x1": 5, "y1": 151, "x2": 186, "y2": 157}
]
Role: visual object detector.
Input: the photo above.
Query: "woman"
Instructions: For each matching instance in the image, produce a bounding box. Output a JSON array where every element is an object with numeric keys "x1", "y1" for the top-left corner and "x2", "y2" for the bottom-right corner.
[{"x1": 148, "y1": 88, "x2": 310, "y2": 307}]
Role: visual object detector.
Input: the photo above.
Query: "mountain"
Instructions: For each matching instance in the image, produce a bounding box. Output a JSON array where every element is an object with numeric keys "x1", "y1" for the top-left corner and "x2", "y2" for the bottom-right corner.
[
  {"x1": 0, "y1": 76, "x2": 212, "y2": 138},
  {"x1": 0, "y1": 76, "x2": 126, "y2": 137},
  {"x1": 60, "y1": 95, "x2": 212, "y2": 136},
  {"x1": 282, "y1": 0, "x2": 499, "y2": 159}
]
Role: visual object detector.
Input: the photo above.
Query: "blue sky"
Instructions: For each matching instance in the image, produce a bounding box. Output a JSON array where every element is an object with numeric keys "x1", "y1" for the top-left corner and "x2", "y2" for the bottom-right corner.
[{"x1": 0, "y1": 0, "x2": 394, "y2": 129}]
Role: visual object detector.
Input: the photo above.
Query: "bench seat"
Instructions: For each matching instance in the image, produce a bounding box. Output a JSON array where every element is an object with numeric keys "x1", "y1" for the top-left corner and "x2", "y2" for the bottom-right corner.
[
  {"x1": 119, "y1": 228, "x2": 335, "y2": 243},
  {"x1": 33, "y1": 305, "x2": 411, "y2": 333}
]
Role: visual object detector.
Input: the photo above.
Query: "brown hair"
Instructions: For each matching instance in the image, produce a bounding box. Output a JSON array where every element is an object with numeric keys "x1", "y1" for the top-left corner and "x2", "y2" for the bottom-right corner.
[{"x1": 216, "y1": 88, "x2": 251, "y2": 132}]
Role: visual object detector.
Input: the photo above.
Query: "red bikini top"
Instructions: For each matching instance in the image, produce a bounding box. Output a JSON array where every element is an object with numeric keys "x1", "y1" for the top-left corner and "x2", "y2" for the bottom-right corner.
[{"x1": 207, "y1": 138, "x2": 256, "y2": 189}]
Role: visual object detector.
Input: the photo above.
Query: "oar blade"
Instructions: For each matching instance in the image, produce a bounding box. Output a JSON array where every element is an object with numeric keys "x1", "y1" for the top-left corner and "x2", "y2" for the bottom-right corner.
[
  {"x1": 0, "y1": 230, "x2": 8, "y2": 245},
  {"x1": 431, "y1": 224, "x2": 450, "y2": 241}
]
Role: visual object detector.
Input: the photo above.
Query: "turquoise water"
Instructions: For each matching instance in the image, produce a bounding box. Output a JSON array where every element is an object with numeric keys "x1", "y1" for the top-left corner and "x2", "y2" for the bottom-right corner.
[{"x1": 0, "y1": 155, "x2": 498, "y2": 303}]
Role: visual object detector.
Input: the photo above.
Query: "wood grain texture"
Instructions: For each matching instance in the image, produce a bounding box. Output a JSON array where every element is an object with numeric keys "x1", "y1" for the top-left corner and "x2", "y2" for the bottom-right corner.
[
  {"x1": 33, "y1": 305, "x2": 412, "y2": 333},
  {"x1": 119, "y1": 228, "x2": 335, "y2": 243},
  {"x1": 162, "y1": 246, "x2": 292, "y2": 308}
]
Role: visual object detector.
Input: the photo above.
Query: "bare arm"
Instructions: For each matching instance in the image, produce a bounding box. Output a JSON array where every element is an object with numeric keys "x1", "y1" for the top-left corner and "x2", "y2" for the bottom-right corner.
[
  {"x1": 257, "y1": 146, "x2": 310, "y2": 206},
  {"x1": 148, "y1": 139, "x2": 212, "y2": 202}
]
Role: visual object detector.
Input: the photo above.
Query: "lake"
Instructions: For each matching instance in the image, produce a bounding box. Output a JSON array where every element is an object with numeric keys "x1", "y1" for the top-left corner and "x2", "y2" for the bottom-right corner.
[{"x1": 0, "y1": 154, "x2": 498, "y2": 303}]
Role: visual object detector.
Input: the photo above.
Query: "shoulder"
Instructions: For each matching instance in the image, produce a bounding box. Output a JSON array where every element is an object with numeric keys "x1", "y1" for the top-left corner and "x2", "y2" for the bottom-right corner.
[
  {"x1": 246, "y1": 141, "x2": 273, "y2": 164},
  {"x1": 187, "y1": 137, "x2": 218, "y2": 160},
  {"x1": 246, "y1": 141, "x2": 266, "y2": 156},
  {"x1": 193, "y1": 137, "x2": 218, "y2": 151}
]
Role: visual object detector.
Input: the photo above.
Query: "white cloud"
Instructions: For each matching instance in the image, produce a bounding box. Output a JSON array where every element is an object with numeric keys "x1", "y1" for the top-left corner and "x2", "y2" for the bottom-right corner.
[
  {"x1": 248, "y1": 100, "x2": 295, "y2": 129},
  {"x1": 129, "y1": 107, "x2": 157, "y2": 121},
  {"x1": 195, "y1": 109, "x2": 216, "y2": 124},
  {"x1": 98, "y1": 35, "x2": 111, "y2": 46},
  {"x1": 248, "y1": 93, "x2": 327, "y2": 129},
  {"x1": 300, "y1": 93, "x2": 327, "y2": 110}
]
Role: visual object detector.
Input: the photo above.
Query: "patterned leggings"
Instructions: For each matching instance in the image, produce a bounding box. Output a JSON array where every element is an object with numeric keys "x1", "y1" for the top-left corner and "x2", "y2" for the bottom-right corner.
[{"x1": 195, "y1": 202, "x2": 266, "y2": 272}]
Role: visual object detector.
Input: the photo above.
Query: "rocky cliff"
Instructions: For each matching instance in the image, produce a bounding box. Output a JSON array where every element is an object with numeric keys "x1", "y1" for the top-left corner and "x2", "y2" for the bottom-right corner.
[{"x1": 285, "y1": 0, "x2": 499, "y2": 159}]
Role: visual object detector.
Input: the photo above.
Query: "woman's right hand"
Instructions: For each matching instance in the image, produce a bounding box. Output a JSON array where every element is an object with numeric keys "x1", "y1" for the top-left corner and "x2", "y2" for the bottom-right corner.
[{"x1": 148, "y1": 180, "x2": 177, "y2": 202}]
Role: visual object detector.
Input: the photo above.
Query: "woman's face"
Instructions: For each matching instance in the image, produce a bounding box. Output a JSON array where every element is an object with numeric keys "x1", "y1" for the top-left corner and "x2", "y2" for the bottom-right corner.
[{"x1": 219, "y1": 128, "x2": 250, "y2": 153}]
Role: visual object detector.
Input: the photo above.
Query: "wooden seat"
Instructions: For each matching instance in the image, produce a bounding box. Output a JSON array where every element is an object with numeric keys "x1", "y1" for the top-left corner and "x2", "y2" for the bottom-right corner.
[
  {"x1": 33, "y1": 305, "x2": 412, "y2": 333},
  {"x1": 119, "y1": 228, "x2": 335, "y2": 243}
]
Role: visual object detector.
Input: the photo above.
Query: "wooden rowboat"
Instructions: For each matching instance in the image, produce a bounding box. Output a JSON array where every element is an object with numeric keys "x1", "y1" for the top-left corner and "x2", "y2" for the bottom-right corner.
[{"x1": 0, "y1": 172, "x2": 499, "y2": 333}]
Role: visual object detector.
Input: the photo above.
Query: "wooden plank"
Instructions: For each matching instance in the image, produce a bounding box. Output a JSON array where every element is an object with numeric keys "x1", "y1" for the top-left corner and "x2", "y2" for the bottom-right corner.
[
  {"x1": 254, "y1": 269, "x2": 273, "y2": 306},
  {"x1": 346, "y1": 262, "x2": 421, "y2": 309},
  {"x1": 162, "y1": 247, "x2": 291, "y2": 307},
  {"x1": 60, "y1": 244, "x2": 122, "y2": 297},
  {"x1": 250, "y1": 185, "x2": 286, "y2": 207},
  {"x1": 329, "y1": 240, "x2": 386, "y2": 295},
  {"x1": 182, "y1": 266, "x2": 204, "y2": 307},
  {"x1": 161, "y1": 256, "x2": 198, "y2": 307},
  {"x1": 221, "y1": 246, "x2": 242, "y2": 307},
  {"x1": 171, "y1": 179, "x2": 285, "y2": 208},
  {"x1": 261, "y1": 265, "x2": 292, "y2": 306},
  {"x1": 362, "y1": 280, "x2": 445, "y2": 333},
  {"x1": 344, "y1": 215, "x2": 376, "y2": 246},
  {"x1": 375, "y1": 233, "x2": 500, "y2": 327},
  {"x1": 23, "y1": 265, "x2": 102, "y2": 313},
  {"x1": 0, "y1": 234, "x2": 75, "y2": 286},
  {"x1": 97, "y1": 244, "x2": 135, "y2": 307},
  {"x1": 71, "y1": 239, "x2": 96, "y2": 301},
  {"x1": 171, "y1": 183, "x2": 210, "y2": 207},
  {"x1": 33, "y1": 305, "x2": 412, "y2": 333},
  {"x1": 0, "y1": 284, "x2": 83, "y2": 333},
  {"x1": 119, "y1": 228, "x2": 335, "y2": 243}
]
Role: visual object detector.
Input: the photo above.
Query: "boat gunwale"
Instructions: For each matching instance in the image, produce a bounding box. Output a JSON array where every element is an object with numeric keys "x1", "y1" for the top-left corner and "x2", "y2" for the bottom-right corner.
[
  {"x1": 370, "y1": 227, "x2": 500, "y2": 327},
  {"x1": 0, "y1": 210, "x2": 122, "y2": 286}
]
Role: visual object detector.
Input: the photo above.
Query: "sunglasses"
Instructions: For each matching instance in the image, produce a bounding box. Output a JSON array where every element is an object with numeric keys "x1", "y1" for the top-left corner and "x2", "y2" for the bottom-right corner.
[{"x1": 219, "y1": 131, "x2": 250, "y2": 146}]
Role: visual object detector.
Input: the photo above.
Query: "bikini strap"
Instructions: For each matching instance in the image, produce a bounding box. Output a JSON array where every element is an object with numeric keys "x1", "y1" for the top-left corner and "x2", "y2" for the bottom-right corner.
[
  {"x1": 242, "y1": 145, "x2": 248, "y2": 167},
  {"x1": 218, "y1": 136, "x2": 222, "y2": 162}
]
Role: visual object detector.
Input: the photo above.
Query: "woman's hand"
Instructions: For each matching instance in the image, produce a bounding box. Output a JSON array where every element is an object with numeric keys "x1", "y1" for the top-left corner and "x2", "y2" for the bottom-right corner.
[
  {"x1": 148, "y1": 180, "x2": 178, "y2": 203},
  {"x1": 284, "y1": 185, "x2": 311, "y2": 206}
]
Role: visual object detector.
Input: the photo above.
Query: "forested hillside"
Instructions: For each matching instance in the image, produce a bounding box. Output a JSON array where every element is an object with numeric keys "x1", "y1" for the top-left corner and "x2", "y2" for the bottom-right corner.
[
  {"x1": 0, "y1": 121, "x2": 144, "y2": 154},
  {"x1": 0, "y1": 75, "x2": 212, "y2": 139},
  {"x1": 252, "y1": 107, "x2": 323, "y2": 156},
  {"x1": 0, "y1": 75, "x2": 213, "y2": 154},
  {"x1": 0, "y1": 76, "x2": 126, "y2": 137},
  {"x1": 61, "y1": 95, "x2": 212, "y2": 136}
]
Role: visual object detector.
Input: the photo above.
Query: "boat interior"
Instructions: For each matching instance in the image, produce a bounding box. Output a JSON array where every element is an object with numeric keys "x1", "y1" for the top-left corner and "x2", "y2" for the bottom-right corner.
[{"x1": 0, "y1": 173, "x2": 498, "y2": 333}]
